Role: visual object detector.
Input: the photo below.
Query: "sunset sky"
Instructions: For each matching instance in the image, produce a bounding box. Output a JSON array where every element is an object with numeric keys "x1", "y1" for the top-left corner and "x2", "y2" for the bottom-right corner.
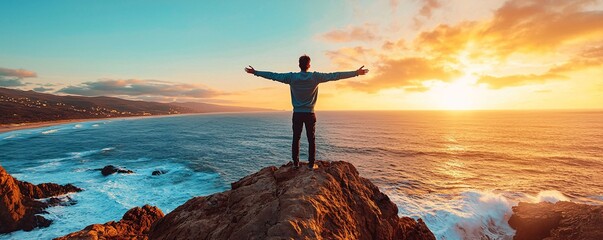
[{"x1": 1, "y1": 0, "x2": 602, "y2": 110}]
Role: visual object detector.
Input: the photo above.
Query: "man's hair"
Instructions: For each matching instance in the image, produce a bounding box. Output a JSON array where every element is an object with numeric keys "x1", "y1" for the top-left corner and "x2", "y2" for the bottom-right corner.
[{"x1": 299, "y1": 55, "x2": 311, "y2": 71}]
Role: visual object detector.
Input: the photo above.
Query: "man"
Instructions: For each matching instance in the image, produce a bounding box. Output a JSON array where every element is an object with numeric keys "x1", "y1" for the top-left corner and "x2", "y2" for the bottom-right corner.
[{"x1": 245, "y1": 55, "x2": 369, "y2": 170}]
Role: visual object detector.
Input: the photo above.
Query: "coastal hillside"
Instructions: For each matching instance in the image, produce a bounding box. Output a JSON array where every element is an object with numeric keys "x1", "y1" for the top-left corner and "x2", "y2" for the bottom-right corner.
[
  {"x1": 0, "y1": 87, "x2": 269, "y2": 124},
  {"x1": 54, "y1": 161, "x2": 436, "y2": 240}
]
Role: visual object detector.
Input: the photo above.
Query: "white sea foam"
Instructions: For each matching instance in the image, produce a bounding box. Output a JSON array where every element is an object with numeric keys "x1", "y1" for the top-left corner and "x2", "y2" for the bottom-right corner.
[
  {"x1": 3, "y1": 134, "x2": 16, "y2": 139},
  {"x1": 395, "y1": 189, "x2": 577, "y2": 240},
  {"x1": 525, "y1": 190, "x2": 569, "y2": 203},
  {"x1": 1, "y1": 160, "x2": 226, "y2": 240},
  {"x1": 41, "y1": 129, "x2": 59, "y2": 134}
]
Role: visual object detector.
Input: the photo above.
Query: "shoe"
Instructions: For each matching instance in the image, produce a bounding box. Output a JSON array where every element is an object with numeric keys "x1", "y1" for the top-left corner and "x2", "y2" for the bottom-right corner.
[{"x1": 292, "y1": 161, "x2": 300, "y2": 169}]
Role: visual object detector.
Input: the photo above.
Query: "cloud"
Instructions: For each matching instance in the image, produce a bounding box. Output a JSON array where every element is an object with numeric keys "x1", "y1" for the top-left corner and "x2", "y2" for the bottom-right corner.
[
  {"x1": 416, "y1": 0, "x2": 603, "y2": 59},
  {"x1": 418, "y1": 0, "x2": 441, "y2": 18},
  {"x1": 325, "y1": 46, "x2": 376, "y2": 69},
  {"x1": 0, "y1": 67, "x2": 37, "y2": 78},
  {"x1": 412, "y1": 0, "x2": 442, "y2": 27},
  {"x1": 548, "y1": 45, "x2": 603, "y2": 74},
  {"x1": 33, "y1": 87, "x2": 54, "y2": 92},
  {"x1": 478, "y1": 45, "x2": 603, "y2": 88},
  {"x1": 478, "y1": 73, "x2": 566, "y2": 89},
  {"x1": 0, "y1": 78, "x2": 26, "y2": 87},
  {"x1": 58, "y1": 79, "x2": 223, "y2": 99},
  {"x1": 342, "y1": 57, "x2": 461, "y2": 92},
  {"x1": 0, "y1": 67, "x2": 37, "y2": 87},
  {"x1": 321, "y1": 24, "x2": 379, "y2": 42},
  {"x1": 326, "y1": 0, "x2": 603, "y2": 92}
]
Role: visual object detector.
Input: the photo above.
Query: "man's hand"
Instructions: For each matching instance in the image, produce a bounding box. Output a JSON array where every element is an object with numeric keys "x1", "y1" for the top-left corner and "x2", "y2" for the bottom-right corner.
[
  {"x1": 357, "y1": 66, "x2": 369, "y2": 75},
  {"x1": 245, "y1": 66, "x2": 255, "y2": 74}
]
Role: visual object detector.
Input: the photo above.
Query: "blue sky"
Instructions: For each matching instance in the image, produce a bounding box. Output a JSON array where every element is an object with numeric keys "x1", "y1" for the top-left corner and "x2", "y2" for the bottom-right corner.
[{"x1": 1, "y1": 1, "x2": 349, "y2": 88}]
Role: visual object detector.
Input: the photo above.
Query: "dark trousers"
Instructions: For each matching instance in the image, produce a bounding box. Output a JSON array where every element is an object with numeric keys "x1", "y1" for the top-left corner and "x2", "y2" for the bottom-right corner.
[{"x1": 292, "y1": 112, "x2": 316, "y2": 167}]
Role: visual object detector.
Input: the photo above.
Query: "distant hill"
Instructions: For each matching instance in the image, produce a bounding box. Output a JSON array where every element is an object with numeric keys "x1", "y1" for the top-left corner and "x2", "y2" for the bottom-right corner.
[
  {"x1": 0, "y1": 87, "x2": 272, "y2": 124},
  {"x1": 171, "y1": 102, "x2": 269, "y2": 113}
]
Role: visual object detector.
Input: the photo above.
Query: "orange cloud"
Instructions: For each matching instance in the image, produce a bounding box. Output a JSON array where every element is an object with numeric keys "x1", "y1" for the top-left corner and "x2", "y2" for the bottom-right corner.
[
  {"x1": 0, "y1": 67, "x2": 37, "y2": 78},
  {"x1": 321, "y1": 24, "x2": 379, "y2": 42},
  {"x1": 478, "y1": 45, "x2": 603, "y2": 88},
  {"x1": 0, "y1": 67, "x2": 37, "y2": 87},
  {"x1": 478, "y1": 73, "x2": 566, "y2": 89},
  {"x1": 342, "y1": 57, "x2": 461, "y2": 93},
  {"x1": 329, "y1": 0, "x2": 603, "y2": 92}
]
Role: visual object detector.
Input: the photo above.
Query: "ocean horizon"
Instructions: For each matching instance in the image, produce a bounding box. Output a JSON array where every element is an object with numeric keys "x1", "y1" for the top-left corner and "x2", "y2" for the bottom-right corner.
[{"x1": 1, "y1": 110, "x2": 602, "y2": 239}]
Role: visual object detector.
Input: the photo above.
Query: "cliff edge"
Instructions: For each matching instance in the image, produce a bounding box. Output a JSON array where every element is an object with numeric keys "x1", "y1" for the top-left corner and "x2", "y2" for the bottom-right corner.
[
  {"x1": 150, "y1": 161, "x2": 435, "y2": 240},
  {"x1": 0, "y1": 165, "x2": 82, "y2": 233}
]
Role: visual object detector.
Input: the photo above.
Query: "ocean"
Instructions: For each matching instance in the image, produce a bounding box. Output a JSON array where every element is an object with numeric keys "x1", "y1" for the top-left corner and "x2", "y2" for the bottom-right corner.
[{"x1": 1, "y1": 111, "x2": 602, "y2": 240}]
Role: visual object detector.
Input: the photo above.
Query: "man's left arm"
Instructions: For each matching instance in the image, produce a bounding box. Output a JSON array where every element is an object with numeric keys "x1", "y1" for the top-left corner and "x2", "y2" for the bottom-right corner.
[{"x1": 316, "y1": 66, "x2": 369, "y2": 83}]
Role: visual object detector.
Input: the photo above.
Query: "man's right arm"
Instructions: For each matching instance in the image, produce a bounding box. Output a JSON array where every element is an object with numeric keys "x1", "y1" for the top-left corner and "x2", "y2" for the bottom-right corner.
[{"x1": 254, "y1": 71, "x2": 292, "y2": 84}]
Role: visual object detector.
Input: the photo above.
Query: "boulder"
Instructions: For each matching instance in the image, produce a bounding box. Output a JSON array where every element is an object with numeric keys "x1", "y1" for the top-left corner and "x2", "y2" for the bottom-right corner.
[
  {"x1": 100, "y1": 165, "x2": 134, "y2": 176},
  {"x1": 54, "y1": 204, "x2": 164, "y2": 240},
  {"x1": 509, "y1": 201, "x2": 603, "y2": 240}
]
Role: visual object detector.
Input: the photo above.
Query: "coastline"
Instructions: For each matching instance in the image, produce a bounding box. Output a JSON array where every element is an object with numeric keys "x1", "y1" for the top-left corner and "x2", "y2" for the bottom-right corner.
[
  {"x1": 0, "y1": 115, "x2": 177, "y2": 134},
  {"x1": 0, "y1": 111, "x2": 280, "y2": 134}
]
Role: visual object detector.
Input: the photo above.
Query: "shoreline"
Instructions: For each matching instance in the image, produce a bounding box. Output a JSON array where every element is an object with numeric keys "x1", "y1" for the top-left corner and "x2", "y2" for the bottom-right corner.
[
  {"x1": 0, "y1": 111, "x2": 280, "y2": 134},
  {"x1": 0, "y1": 114, "x2": 182, "y2": 134}
]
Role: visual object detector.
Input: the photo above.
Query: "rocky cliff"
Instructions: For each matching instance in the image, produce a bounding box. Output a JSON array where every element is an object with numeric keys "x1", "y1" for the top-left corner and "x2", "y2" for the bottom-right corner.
[
  {"x1": 150, "y1": 161, "x2": 435, "y2": 240},
  {"x1": 0, "y1": 165, "x2": 82, "y2": 233},
  {"x1": 509, "y1": 201, "x2": 603, "y2": 240},
  {"x1": 54, "y1": 204, "x2": 164, "y2": 240}
]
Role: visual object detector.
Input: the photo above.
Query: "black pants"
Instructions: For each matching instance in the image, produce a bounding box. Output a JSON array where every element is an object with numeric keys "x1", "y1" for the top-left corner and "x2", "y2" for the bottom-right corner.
[{"x1": 292, "y1": 112, "x2": 316, "y2": 167}]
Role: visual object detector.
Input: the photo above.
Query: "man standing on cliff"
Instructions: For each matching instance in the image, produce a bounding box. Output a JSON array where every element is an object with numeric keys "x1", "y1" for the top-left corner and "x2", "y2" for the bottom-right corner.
[{"x1": 245, "y1": 55, "x2": 369, "y2": 170}]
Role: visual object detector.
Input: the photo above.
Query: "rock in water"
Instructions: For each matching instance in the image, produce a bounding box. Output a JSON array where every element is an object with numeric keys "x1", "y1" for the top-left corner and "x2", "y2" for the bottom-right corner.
[
  {"x1": 150, "y1": 161, "x2": 435, "y2": 240},
  {"x1": 509, "y1": 201, "x2": 603, "y2": 240},
  {"x1": 0, "y1": 165, "x2": 82, "y2": 233},
  {"x1": 100, "y1": 165, "x2": 134, "y2": 176},
  {"x1": 54, "y1": 204, "x2": 164, "y2": 240},
  {"x1": 152, "y1": 170, "x2": 167, "y2": 176}
]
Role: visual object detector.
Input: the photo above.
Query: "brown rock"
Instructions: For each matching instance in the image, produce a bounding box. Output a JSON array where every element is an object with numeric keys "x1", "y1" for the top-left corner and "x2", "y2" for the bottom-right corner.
[
  {"x1": 54, "y1": 204, "x2": 164, "y2": 240},
  {"x1": 509, "y1": 201, "x2": 603, "y2": 240},
  {"x1": 0, "y1": 165, "x2": 82, "y2": 233},
  {"x1": 149, "y1": 161, "x2": 435, "y2": 240}
]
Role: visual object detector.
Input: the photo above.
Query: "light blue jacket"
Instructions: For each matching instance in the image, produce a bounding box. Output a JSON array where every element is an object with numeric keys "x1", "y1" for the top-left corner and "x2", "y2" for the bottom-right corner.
[{"x1": 254, "y1": 70, "x2": 358, "y2": 112}]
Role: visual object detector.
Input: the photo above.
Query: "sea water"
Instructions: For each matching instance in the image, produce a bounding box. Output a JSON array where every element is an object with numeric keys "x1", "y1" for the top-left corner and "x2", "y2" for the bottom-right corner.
[{"x1": 1, "y1": 111, "x2": 602, "y2": 240}]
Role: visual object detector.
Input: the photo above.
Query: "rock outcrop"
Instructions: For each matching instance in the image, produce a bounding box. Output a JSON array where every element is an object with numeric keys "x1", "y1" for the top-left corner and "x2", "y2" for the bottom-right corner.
[
  {"x1": 509, "y1": 201, "x2": 603, "y2": 240},
  {"x1": 0, "y1": 165, "x2": 82, "y2": 233},
  {"x1": 54, "y1": 204, "x2": 164, "y2": 240},
  {"x1": 100, "y1": 165, "x2": 134, "y2": 176},
  {"x1": 150, "y1": 161, "x2": 435, "y2": 240}
]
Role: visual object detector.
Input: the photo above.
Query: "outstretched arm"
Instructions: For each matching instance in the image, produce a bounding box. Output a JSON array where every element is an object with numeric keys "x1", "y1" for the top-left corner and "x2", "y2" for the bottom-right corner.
[
  {"x1": 316, "y1": 66, "x2": 369, "y2": 83},
  {"x1": 245, "y1": 66, "x2": 291, "y2": 84}
]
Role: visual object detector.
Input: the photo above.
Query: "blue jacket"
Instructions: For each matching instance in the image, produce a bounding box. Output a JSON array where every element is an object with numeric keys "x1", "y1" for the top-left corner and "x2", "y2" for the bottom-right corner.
[{"x1": 254, "y1": 70, "x2": 358, "y2": 112}]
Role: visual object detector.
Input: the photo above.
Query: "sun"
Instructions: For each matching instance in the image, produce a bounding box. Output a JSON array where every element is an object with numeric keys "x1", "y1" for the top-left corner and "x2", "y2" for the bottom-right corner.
[{"x1": 426, "y1": 74, "x2": 482, "y2": 110}]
